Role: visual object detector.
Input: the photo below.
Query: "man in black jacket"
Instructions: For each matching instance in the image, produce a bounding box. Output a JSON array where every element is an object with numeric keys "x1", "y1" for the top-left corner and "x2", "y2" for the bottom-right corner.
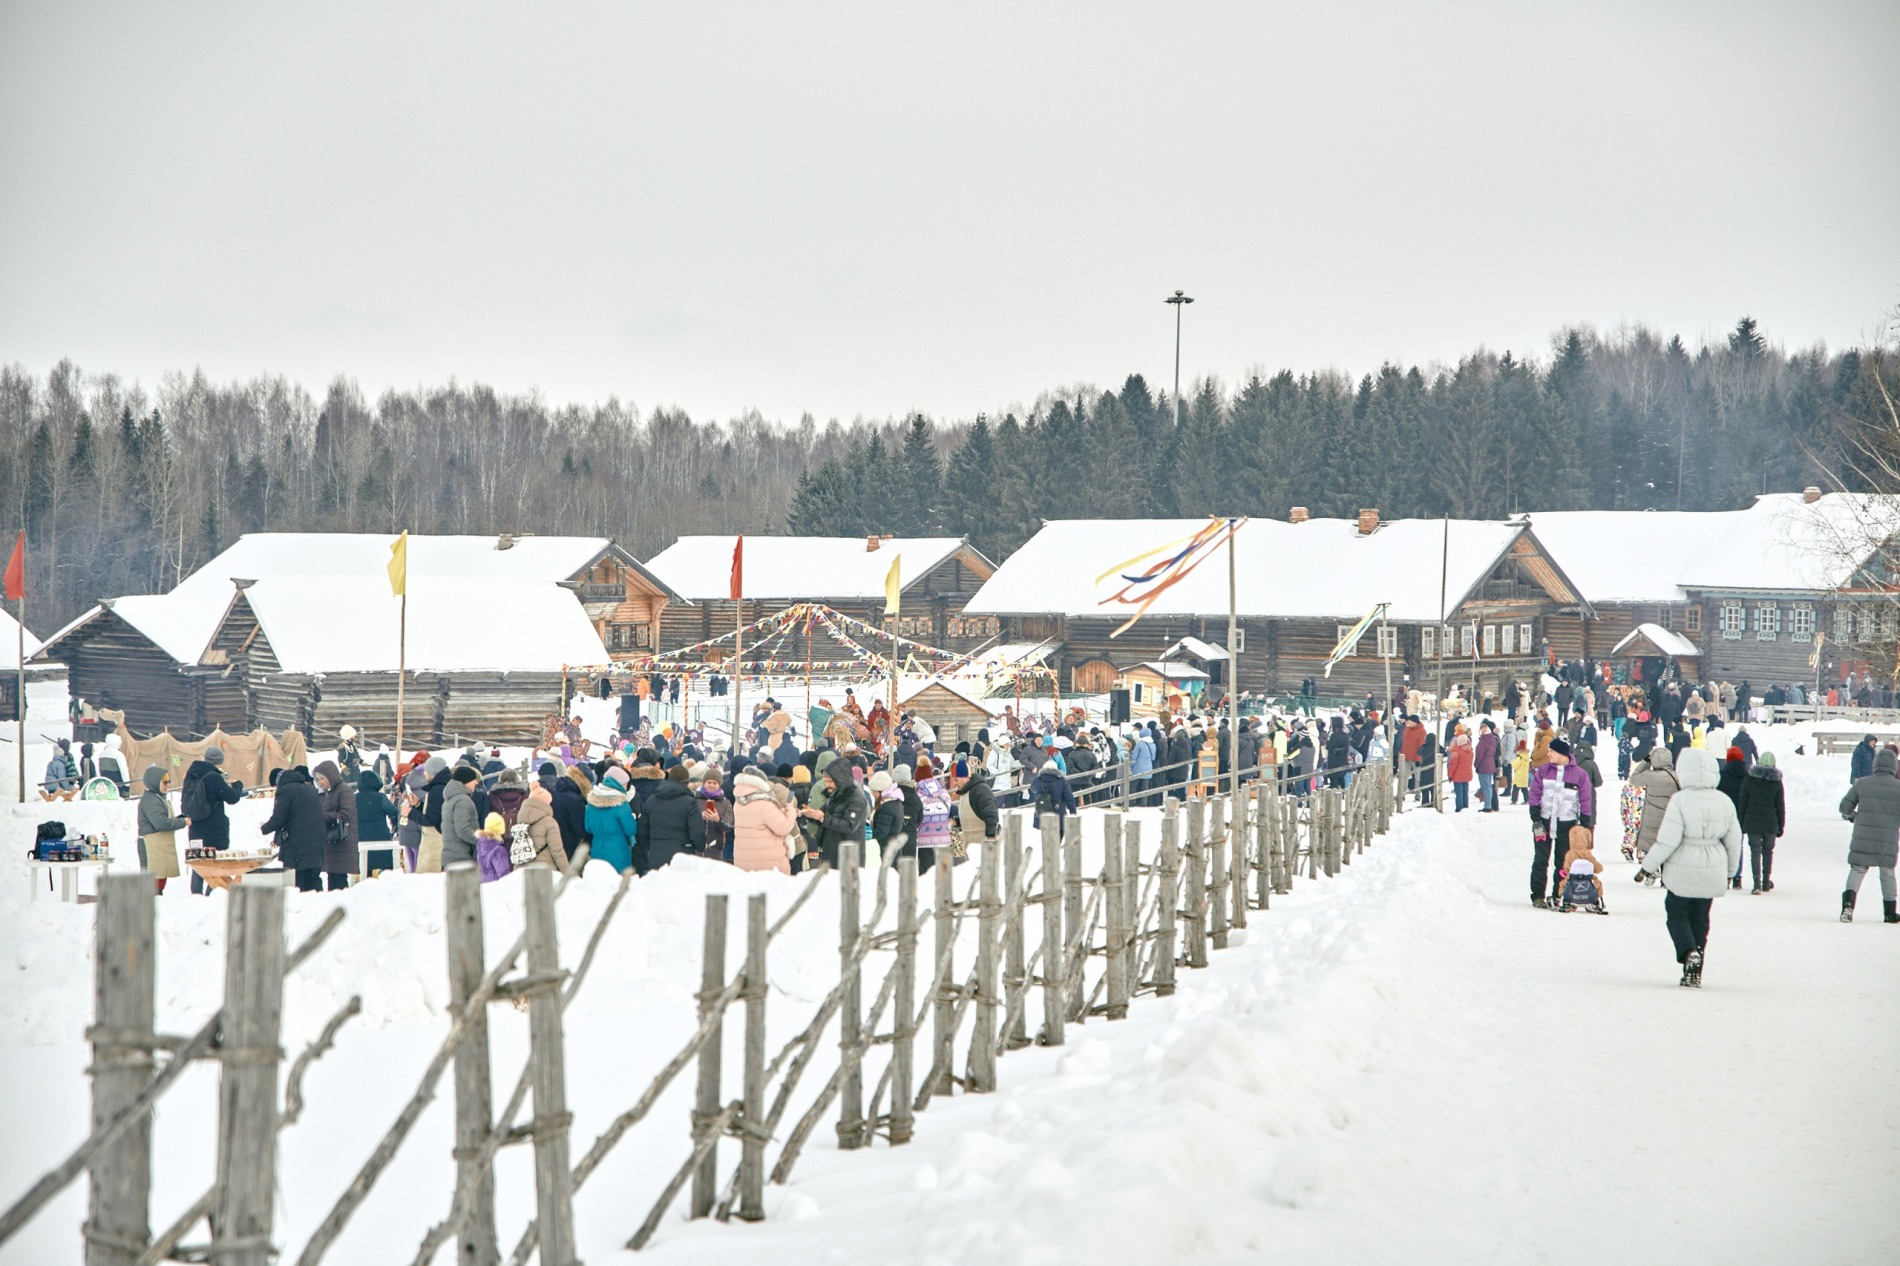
[
  {"x1": 801, "y1": 764, "x2": 868, "y2": 868},
  {"x1": 183, "y1": 746, "x2": 245, "y2": 895},
  {"x1": 641, "y1": 766, "x2": 707, "y2": 870},
  {"x1": 1166, "y1": 726, "x2": 1194, "y2": 800},
  {"x1": 960, "y1": 766, "x2": 1000, "y2": 840},
  {"x1": 260, "y1": 766, "x2": 326, "y2": 892},
  {"x1": 550, "y1": 774, "x2": 590, "y2": 861}
]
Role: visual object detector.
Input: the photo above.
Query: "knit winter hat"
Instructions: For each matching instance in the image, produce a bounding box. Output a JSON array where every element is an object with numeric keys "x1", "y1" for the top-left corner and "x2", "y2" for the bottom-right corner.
[
  {"x1": 1548, "y1": 738, "x2": 1572, "y2": 758},
  {"x1": 667, "y1": 764, "x2": 692, "y2": 782},
  {"x1": 603, "y1": 766, "x2": 630, "y2": 789},
  {"x1": 915, "y1": 757, "x2": 935, "y2": 778},
  {"x1": 497, "y1": 769, "x2": 522, "y2": 787},
  {"x1": 791, "y1": 766, "x2": 812, "y2": 785},
  {"x1": 894, "y1": 764, "x2": 915, "y2": 786},
  {"x1": 869, "y1": 771, "x2": 893, "y2": 793},
  {"x1": 1756, "y1": 751, "x2": 1776, "y2": 768},
  {"x1": 482, "y1": 813, "x2": 505, "y2": 836},
  {"x1": 1726, "y1": 746, "x2": 1746, "y2": 763},
  {"x1": 204, "y1": 746, "x2": 225, "y2": 765}
]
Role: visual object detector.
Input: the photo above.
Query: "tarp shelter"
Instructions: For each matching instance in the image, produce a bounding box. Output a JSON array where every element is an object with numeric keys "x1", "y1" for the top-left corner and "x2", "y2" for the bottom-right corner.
[{"x1": 101, "y1": 708, "x2": 308, "y2": 792}]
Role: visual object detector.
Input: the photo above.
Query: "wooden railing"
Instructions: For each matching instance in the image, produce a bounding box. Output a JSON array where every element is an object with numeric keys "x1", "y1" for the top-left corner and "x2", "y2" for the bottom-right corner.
[{"x1": 1, "y1": 761, "x2": 1415, "y2": 1263}]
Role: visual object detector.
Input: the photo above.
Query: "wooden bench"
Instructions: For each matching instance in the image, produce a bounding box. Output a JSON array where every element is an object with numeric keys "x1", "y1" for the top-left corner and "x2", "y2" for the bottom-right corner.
[{"x1": 1813, "y1": 730, "x2": 1900, "y2": 756}]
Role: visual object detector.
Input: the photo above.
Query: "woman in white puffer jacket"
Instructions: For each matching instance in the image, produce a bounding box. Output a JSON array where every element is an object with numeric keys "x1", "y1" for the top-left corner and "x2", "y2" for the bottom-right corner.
[{"x1": 1638, "y1": 746, "x2": 1743, "y2": 987}]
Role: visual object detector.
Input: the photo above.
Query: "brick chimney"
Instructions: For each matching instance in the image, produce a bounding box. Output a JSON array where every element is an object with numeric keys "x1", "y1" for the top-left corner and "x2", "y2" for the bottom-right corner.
[
  {"x1": 1803, "y1": 486, "x2": 1822, "y2": 504},
  {"x1": 866, "y1": 535, "x2": 881, "y2": 551},
  {"x1": 1289, "y1": 506, "x2": 1309, "y2": 524},
  {"x1": 1357, "y1": 508, "x2": 1380, "y2": 535}
]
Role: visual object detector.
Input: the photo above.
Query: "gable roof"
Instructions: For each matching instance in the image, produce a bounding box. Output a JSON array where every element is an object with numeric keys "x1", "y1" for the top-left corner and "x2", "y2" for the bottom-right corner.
[
  {"x1": 1512, "y1": 510, "x2": 1745, "y2": 604},
  {"x1": 1, "y1": 607, "x2": 41, "y2": 670},
  {"x1": 897, "y1": 678, "x2": 1003, "y2": 714},
  {"x1": 228, "y1": 576, "x2": 610, "y2": 674},
  {"x1": 36, "y1": 532, "x2": 646, "y2": 667},
  {"x1": 644, "y1": 536, "x2": 988, "y2": 602},
  {"x1": 964, "y1": 517, "x2": 1584, "y2": 624}
]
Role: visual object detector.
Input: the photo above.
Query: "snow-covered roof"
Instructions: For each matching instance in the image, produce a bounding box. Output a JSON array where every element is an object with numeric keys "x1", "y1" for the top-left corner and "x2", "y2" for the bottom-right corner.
[
  {"x1": 1524, "y1": 494, "x2": 1900, "y2": 600},
  {"x1": 645, "y1": 536, "x2": 982, "y2": 602},
  {"x1": 897, "y1": 677, "x2": 1003, "y2": 714},
  {"x1": 965, "y1": 518, "x2": 1570, "y2": 623},
  {"x1": 0, "y1": 607, "x2": 41, "y2": 669},
  {"x1": 238, "y1": 576, "x2": 609, "y2": 674},
  {"x1": 38, "y1": 532, "x2": 626, "y2": 666},
  {"x1": 1121, "y1": 660, "x2": 1209, "y2": 681},
  {"x1": 1164, "y1": 635, "x2": 1229, "y2": 662},
  {"x1": 1610, "y1": 623, "x2": 1702, "y2": 659}
]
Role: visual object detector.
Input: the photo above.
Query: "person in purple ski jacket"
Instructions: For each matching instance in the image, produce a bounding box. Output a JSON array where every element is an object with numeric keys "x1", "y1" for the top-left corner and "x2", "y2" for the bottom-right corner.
[{"x1": 1527, "y1": 737, "x2": 1595, "y2": 908}]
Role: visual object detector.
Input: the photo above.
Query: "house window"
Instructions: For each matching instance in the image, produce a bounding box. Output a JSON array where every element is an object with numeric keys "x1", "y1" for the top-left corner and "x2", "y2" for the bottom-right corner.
[
  {"x1": 1461, "y1": 625, "x2": 1477, "y2": 657},
  {"x1": 1755, "y1": 603, "x2": 1780, "y2": 642},
  {"x1": 1885, "y1": 607, "x2": 1899, "y2": 641},
  {"x1": 1519, "y1": 623, "x2": 1533, "y2": 656},
  {"x1": 1335, "y1": 625, "x2": 1363, "y2": 657},
  {"x1": 1720, "y1": 601, "x2": 1745, "y2": 640},
  {"x1": 1234, "y1": 627, "x2": 1246, "y2": 654},
  {"x1": 1421, "y1": 626, "x2": 1434, "y2": 658},
  {"x1": 1132, "y1": 682, "x2": 1145, "y2": 703},
  {"x1": 1377, "y1": 625, "x2": 1398, "y2": 658},
  {"x1": 1500, "y1": 623, "x2": 1516, "y2": 655},
  {"x1": 1790, "y1": 603, "x2": 1814, "y2": 643},
  {"x1": 1684, "y1": 605, "x2": 1701, "y2": 634},
  {"x1": 1482, "y1": 624, "x2": 1497, "y2": 657}
]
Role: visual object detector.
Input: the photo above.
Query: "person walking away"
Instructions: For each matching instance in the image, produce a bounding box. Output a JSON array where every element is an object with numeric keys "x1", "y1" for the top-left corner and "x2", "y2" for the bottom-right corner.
[
  {"x1": 136, "y1": 765, "x2": 188, "y2": 892},
  {"x1": 1737, "y1": 751, "x2": 1785, "y2": 894},
  {"x1": 869, "y1": 771, "x2": 906, "y2": 867},
  {"x1": 1573, "y1": 741, "x2": 1603, "y2": 796},
  {"x1": 354, "y1": 769, "x2": 401, "y2": 875},
  {"x1": 1636, "y1": 747, "x2": 1743, "y2": 985},
  {"x1": 1837, "y1": 746, "x2": 1900, "y2": 923},
  {"x1": 1627, "y1": 744, "x2": 1682, "y2": 875},
  {"x1": 260, "y1": 766, "x2": 326, "y2": 893},
  {"x1": 415, "y1": 755, "x2": 453, "y2": 873},
  {"x1": 1510, "y1": 740, "x2": 1531, "y2": 804},
  {"x1": 801, "y1": 763, "x2": 868, "y2": 869},
  {"x1": 1527, "y1": 738, "x2": 1594, "y2": 908},
  {"x1": 643, "y1": 764, "x2": 707, "y2": 869},
  {"x1": 182, "y1": 746, "x2": 245, "y2": 895},
  {"x1": 915, "y1": 757, "x2": 954, "y2": 867},
  {"x1": 1717, "y1": 746, "x2": 1750, "y2": 889},
  {"x1": 583, "y1": 766, "x2": 640, "y2": 873},
  {"x1": 1029, "y1": 756, "x2": 1079, "y2": 838},
  {"x1": 957, "y1": 763, "x2": 1001, "y2": 853},
  {"x1": 1475, "y1": 720, "x2": 1501, "y2": 812},
  {"x1": 1447, "y1": 725, "x2": 1474, "y2": 811},
  {"x1": 438, "y1": 767, "x2": 484, "y2": 869}
]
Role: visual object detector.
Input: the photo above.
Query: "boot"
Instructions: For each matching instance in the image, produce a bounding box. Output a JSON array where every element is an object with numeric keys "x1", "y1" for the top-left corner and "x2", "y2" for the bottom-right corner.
[
  {"x1": 1885, "y1": 901, "x2": 1898, "y2": 924},
  {"x1": 1841, "y1": 891, "x2": 1856, "y2": 923}
]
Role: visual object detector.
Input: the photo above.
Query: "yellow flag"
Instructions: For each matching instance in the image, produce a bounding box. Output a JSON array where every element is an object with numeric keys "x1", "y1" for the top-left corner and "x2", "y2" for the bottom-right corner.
[
  {"x1": 387, "y1": 531, "x2": 408, "y2": 596},
  {"x1": 884, "y1": 555, "x2": 901, "y2": 615}
]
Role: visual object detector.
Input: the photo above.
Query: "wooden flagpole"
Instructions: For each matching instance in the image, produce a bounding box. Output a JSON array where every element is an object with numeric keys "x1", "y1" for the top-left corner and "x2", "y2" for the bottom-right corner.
[{"x1": 397, "y1": 590, "x2": 406, "y2": 760}]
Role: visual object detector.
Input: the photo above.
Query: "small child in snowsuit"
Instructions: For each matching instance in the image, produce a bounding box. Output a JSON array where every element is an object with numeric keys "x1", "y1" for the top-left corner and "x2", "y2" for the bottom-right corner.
[
  {"x1": 1561, "y1": 826, "x2": 1606, "y2": 905},
  {"x1": 1510, "y1": 742, "x2": 1531, "y2": 804}
]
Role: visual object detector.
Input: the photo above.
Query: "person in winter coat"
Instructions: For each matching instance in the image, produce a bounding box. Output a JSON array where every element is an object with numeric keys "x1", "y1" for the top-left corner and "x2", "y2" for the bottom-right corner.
[
  {"x1": 1166, "y1": 725, "x2": 1195, "y2": 800},
  {"x1": 1573, "y1": 741, "x2": 1603, "y2": 793},
  {"x1": 731, "y1": 767, "x2": 796, "y2": 874},
  {"x1": 1446, "y1": 727, "x2": 1475, "y2": 811},
  {"x1": 869, "y1": 770, "x2": 907, "y2": 865},
  {"x1": 354, "y1": 770, "x2": 401, "y2": 875},
  {"x1": 1736, "y1": 751, "x2": 1785, "y2": 893},
  {"x1": 914, "y1": 757, "x2": 954, "y2": 864},
  {"x1": 1474, "y1": 720, "x2": 1501, "y2": 812},
  {"x1": 957, "y1": 766, "x2": 1000, "y2": 845},
  {"x1": 802, "y1": 763, "x2": 868, "y2": 868},
  {"x1": 698, "y1": 770, "x2": 734, "y2": 861},
  {"x1": 1837, "y1": 746, "x2": 1900, "y2": 924},
  {"x1": 642, "y1": 765, "x2": 707, "y2": 870},
  {"x1": 516, "y1": 781, "x2": 570, "y2": 872},
  {"x1": 311, "y1": 760, "x2": 360, "y2": 890},
  {"x1": 1627, "y1": 746, "x2": 1682, "y2": 863},
  {"x1": 1509, "y1": 741, "x2": 1531, "y2": 804},
  {"x1": 42, "y1": 738, "x2": 79, "y2": 794},
  {"x1": 1028, "y1": 760, "x2": 1079, "y2": 835},
  {"x1": 438, "y1": 768, "x2": 484, "y2": 869},
  {"x1": 415, "y1": 756, "x2": 453, "y2": 872},
  {"x1": 183, "y1": 746, "x2": 246, "y2": 894},
  {"x1": 1638, "y1": 746, "x2": 1744, "y2": 985},
  {"x1": 487, "y1": 769, "x2": 530, "y2": 831},
  {"x1": 1527, "y1": 738, "x2": 1594, "y2": 907},
  {"x1": 1732, "y1": 727, "x2": 1757, "y2": 765},
  {"x1": 1849, "y1": 734, "x2": 1877, "y2": 785},
  {"x1": 136, "y1": 765, "x2": 189, "y2": 890},
  {"x1": 583, "y1": 766, "x2": 640, "y2": 873},
  {"x1": 260, "y1": 766, "x2": 327, "y2": 892},
  {"x1": 551, "y1": 770, "x2": 591, "y2": 861},
  {"x1": 1324, "y1": 718, "x2": 1353, "y2": 790},
  {"x1": 1715, "y1": 745, "x2": 1751, "y2": 888}
]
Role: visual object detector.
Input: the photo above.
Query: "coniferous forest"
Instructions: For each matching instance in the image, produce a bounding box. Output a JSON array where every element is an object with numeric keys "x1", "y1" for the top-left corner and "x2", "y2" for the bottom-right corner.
[{"x1": 3, "y1": 318, "x2": 1893, "y2": 633}]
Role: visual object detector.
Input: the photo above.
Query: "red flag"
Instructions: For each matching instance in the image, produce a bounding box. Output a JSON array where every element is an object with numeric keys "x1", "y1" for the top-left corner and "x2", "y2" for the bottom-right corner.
[
  {"x1": 3, "y1": 531, "x2": 21, "y2": 602},
  {"x1": 729, "y1": 535, "x2": 743, "y2": 601}
]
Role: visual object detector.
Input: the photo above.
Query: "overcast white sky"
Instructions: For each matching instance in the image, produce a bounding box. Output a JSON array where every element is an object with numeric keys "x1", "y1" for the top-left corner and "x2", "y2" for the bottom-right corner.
[{"x1": 3, "y1": 2, "x2": 1896, "y2": 424}]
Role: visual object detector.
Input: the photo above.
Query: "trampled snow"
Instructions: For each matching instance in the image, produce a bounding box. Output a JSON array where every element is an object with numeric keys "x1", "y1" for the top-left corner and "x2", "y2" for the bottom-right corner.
[{"x1": 2, "y1": 682, "x2": 1896, "y2": 1264}]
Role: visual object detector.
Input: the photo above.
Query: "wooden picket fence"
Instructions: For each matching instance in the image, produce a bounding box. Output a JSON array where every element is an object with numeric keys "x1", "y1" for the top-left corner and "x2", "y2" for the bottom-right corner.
[{"x1": 0, "y1": 760, "x2": 1412, "y2": 1264}]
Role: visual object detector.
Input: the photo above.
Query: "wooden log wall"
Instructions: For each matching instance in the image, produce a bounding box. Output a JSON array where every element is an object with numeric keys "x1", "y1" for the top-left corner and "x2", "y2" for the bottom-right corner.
[{"x1": 51, "y1": 612, "x2": 202, "y2": 738}]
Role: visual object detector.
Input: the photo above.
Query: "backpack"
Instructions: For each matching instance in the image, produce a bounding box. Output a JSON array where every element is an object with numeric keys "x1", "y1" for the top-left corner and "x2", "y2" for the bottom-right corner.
[
  {"x1": 509, "y1": 821, "x2": 537, "y2": 866},
  {"x1": 181, "y1": 772, "x2": 212, "y2": 821},
  {"x1": 1035, "y1": 787, "x2": 1056, "y2": 815}
]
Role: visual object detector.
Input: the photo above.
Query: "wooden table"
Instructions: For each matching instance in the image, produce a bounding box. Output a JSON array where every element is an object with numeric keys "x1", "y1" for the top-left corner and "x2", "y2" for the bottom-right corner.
[
  {"x1": 27, "y1": 857, "x2": 110, "y2": 903},
  {"x1": 185, "y1": 854, "x2": 276, "y2": 891}
]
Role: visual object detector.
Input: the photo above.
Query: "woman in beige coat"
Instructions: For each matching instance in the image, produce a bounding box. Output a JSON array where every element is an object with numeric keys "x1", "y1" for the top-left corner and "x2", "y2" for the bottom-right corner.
[
  {"x1": 516, "y1": 782, "x2": 570, "y2": 872},
  {"x1": 731, "y1": 768, "x2": 796, "y2": 874}
]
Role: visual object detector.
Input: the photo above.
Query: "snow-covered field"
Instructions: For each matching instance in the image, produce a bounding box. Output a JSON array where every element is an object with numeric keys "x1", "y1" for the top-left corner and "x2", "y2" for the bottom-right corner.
[{"x1": 2, "y1": 683, "x2": 1895, "y2": 1264}]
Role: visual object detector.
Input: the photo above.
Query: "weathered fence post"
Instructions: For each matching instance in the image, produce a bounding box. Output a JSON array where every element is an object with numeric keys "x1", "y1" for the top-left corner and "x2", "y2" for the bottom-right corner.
[
  {"x1": 931, "y1": 853, "x2": 956, "y2": 1095},
  {"x1": 891, "y1": 857, "x2": 918, "y2": 1143},
  {"x1": 445, "y1": 863, "x2": 499, "y2": 1265},
  {"x1": 1038, "y1": 814, "x2": 1064, "y2": 1045},
  {"x1": 1156, "y1": 803, "x2": 1178, "y2": 996},
  {"x1": 696, "y1": 894, "x2": 731, "y2": 1205},
  {"x1": 1122, "y1": 820, "x2": 1142, "y2": 998},
  {"x1": 1103, "y1": 813, "x2": 1128, "y2": 1020},
  {"x1": 1229, "y1": 787, "x2": 1248, "y2": 930},
  {"x1": 1002, "y1": 813, "x2": 1027, "y2": 1050},
  {"x1": 969, "y1": 840, "x2": 999, "y2": 1092},
  {"x1": 1063, "y1": 815, "x2": 1085, "y2": 1021},
  {"x1": 87, "y1": 873, "x2": 154, "y2": 1266},
  {"x1": 523, "y1": 867, "x2": 578, "y2": 1266},
  {"x1": 739, "y1": 894, "x2": 767, "y2": 1220},
  {"x1": 834, "y1": 850, "x2": 863, "y2": 1149},
  {"x1": 211, "y1": 885, "x2": 285, "y2": 1266},
  {"x1": 1208, "y1": 796, "x2": 1228, "y2": 950},
  {"x1": 1254, "y1": 786, "x2": 1271, "y2": 912},
  {"x1": 1184, "y1": 798, "x2": 1207, "y2": 969}
]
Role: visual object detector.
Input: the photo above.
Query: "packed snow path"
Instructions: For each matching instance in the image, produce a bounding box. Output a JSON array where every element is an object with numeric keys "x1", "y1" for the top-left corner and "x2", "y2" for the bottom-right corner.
[{"x1": 2, "y1": 720, "x2": 1895, "y2": 1264}]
